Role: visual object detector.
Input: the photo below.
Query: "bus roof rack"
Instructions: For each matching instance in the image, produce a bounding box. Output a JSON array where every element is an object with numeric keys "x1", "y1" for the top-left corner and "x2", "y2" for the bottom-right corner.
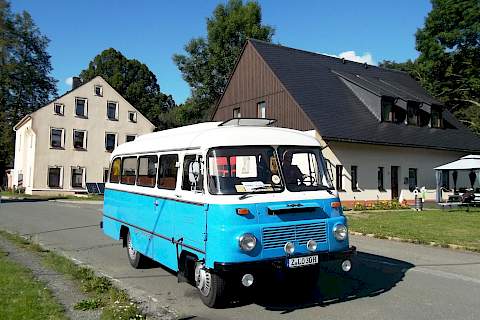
[{"x1": 219, "y1": 118, "x2": 277, "y2": 127}]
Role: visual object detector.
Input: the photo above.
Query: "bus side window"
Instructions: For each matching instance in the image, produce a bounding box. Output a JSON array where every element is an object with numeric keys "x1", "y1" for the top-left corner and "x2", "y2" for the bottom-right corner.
[
  {"x1": 182, "y1": 155, "x2": 203, "y2": 191},
  {"x1": 137, "y1": 155, "x2": 158, "y2": 187},
  {"x1": 158, "y1": 154, "x2": 179, "y2": 190},
  {"x1": 121, "y1": 157, "x2": 137, "y2": 185},
  {"x1": 110, "y1": 158, "x2": 121, "y2": 183}
]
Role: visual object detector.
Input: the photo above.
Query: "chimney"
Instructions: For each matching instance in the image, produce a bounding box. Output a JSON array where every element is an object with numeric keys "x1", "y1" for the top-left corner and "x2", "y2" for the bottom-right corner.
[{"x1": 72, "y1": 77, "x2": 82, "y2": 90}]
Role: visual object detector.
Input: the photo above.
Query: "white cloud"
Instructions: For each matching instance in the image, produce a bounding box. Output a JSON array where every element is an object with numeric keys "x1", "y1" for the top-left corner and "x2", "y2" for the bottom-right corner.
[
  {"x1": 324, "y1": 50, "x2": 376, "y2": 65},
  {"x1": 65, "y1": 77, "x2": 73, "y2": 86}
]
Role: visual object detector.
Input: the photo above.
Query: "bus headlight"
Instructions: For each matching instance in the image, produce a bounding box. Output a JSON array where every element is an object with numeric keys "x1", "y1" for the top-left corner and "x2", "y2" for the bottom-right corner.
[
  {"x1": 307, "y1": 239, "x2": 317, "y2": 251},
  {"x1": 333, "y1": 224, "x2": 348, "y2": 241},
  {"x1": 284, "y1": 241, "x2": 295, "y2": 254},
  {"x1": 239, "y1": 233, "x2": 257, "y2": 252}
]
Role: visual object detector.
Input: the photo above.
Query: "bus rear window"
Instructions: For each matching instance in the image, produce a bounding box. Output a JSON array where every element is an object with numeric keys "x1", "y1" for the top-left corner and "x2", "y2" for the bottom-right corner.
[
  {"x1": 121, "y1": 157, "x2": 137, "y2": 185},
  {"x1": 109, "y1": 158, "x2": 121, "y2": 183}
]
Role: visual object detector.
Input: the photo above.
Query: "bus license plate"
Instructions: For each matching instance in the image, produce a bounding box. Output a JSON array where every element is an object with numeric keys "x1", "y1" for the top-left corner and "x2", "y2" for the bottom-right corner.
[{"x1": 288, "y1": 255, "x2": 318, "y2": 268}]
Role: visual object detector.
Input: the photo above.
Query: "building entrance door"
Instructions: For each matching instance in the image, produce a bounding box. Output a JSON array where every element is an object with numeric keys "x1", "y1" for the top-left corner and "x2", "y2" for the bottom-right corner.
[{"x1": 391, "y1": 166, "x2": 399, "y2": 200}]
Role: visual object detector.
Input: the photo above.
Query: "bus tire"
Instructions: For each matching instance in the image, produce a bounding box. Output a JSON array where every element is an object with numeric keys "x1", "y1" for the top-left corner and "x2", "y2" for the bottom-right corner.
[
  {"x1": 126, "y1": 231, "x2": 148, "y2": 269},
  {"x1": 195, "y1": 263, "x2": 227, "y2": 308}
]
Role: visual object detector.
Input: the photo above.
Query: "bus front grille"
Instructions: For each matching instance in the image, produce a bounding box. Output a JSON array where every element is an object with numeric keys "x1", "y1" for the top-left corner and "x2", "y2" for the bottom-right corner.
[{"x1": 262, "y1": 222, "x2": 327, "y2": 249}]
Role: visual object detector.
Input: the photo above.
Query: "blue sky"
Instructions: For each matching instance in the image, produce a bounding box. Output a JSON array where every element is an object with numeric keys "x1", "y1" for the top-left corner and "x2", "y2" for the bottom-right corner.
[{"x1": 11, "y1": 0, "x2": 432, "y2": 104}]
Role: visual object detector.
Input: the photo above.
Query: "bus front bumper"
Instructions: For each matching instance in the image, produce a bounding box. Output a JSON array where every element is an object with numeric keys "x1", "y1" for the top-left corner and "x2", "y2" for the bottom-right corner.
[{"x1": 213, "y1": 246, "x2": 356, "y2": 273}]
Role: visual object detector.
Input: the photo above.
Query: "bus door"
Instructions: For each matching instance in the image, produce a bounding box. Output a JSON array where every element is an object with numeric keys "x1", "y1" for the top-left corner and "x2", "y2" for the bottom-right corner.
[{"x1": 174, "y1": 154, "x2": 207, "y2": 255}]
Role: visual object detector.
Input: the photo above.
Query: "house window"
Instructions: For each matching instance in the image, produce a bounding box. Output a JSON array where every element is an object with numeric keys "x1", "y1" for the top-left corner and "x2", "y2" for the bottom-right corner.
[
  {"x1": 128, "y1": 111, "x2": 137, "y2": 123},
  {"x1": 137, "y1": 155, "x2": 158, "y2": 187},
  {"x1": 126, "y1": 135, "x2": 136, "y2": 142},
  {"x1": 351, "y1": 165, "x2": 358, "y2": 191},
  {"x1": 408, "y1": 168, "x2": 418, "y2": 192},
  {"x1": 121, "y1": 157, "x2": 137, "y2": 185},
  {"x1": 158, "y1": 154, "x2": 178, "y2": 190},
  {"x1": 75, "y1": 98, "x2": 87, "y2": 117},
  {"x1": 103, "y1": 168, "x2": 109, "y2": 183},
  {"x1": 335, "y1": 165, "x2": 343, "y2": 191},
  {"x1": 71, "y1": 167, "x2": 84, "y2": 188},
  {"x1": 431, "y1": 106, "x2": 443, "y2": 128},
  {"x1": 107, "y1": 101, "x2": 118, "y2": 120},
  {"x1": 50, "y1": 128, "x2": 64, "y2": 148},
  {"x1": 441, "y1": 170, "x2": 450, "y2": 190},
  {"x1": 105, "y1": 133, "x2": 117, "y2": 152},
  {"x1": 48, "y1": 167, "x2": 62, "y2": 188},
  {"x1": 257, "y1": 101, "x2": 266, "y2": 118},
  {"x1": 94, "y1": 85, "x2": 103, "y2": 96},
  {"x1": 378, "y1": 167, "x2": 385, "y2": 191},
  {"x1": 73, "y1": 130, "x2": 86, "y2": 150},
  {"x1": 233, "y1": 107, "x2": 241, "y2": 118},
  {"x1": 407, "y1": 102, "x2": 420, "y2": 126},
  {"x1": 109, "y1": 158, "x2": 121, "y2": 183},
  {"x1": 54, "y1": 103, "x2": 64, "y2": 116}
]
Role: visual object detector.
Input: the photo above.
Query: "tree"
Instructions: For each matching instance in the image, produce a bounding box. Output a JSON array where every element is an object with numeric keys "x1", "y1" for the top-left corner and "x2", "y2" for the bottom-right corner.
[
  {"x1": 415, "y1": 0, "x2": 480, "y2": 132},
  {"x1": 0, "y1": 0, "x2": 57, "y2": 187},
  {"x1": 378, "y1": 59, "x2": 423, "y2": 82},
  {"x1": 79, "y1": 48, "x2": 175, "y2": 129},
  {"x1": 173, "y1": 0, "x2": 274, "y2": 122}
]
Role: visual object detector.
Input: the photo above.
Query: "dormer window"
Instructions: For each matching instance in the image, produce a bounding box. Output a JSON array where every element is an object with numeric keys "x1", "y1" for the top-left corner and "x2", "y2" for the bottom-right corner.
[
  {"x1": 381, "y1": 97, "x2": 405, "y2": 123},
  {"x1": 407, "y1": 101, "x2": 420, "y2": 126},
  {"x1": 431, "y1": 106, "x2": 443, "y2": 128},
  {"x1": 381, "y1": 98, "x2": 394, "y2": 122}
]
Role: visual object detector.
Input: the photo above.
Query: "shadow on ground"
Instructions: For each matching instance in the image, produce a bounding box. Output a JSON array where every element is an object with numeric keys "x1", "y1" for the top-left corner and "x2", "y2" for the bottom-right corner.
[
  {"x1": 109, "y1": 250, "x2": 413, "y2": 313},
  {"x1": 243, "y1": 251, "x2": 414, "y2": 313},
  {"x1": 0, "y1": 198, "x2": 50, "y2": 203}
]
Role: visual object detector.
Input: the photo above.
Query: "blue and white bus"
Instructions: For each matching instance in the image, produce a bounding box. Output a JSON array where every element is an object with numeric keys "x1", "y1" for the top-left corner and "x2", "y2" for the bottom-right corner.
[{"x1": 102, "y1": 119, "x2": 356, "y2": 307}]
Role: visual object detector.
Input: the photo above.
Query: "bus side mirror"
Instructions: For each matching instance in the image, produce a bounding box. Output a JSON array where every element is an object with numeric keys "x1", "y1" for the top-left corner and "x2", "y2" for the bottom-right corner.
[{"x1": 189, "y1": 161, "x2": 201, "y2": 184}]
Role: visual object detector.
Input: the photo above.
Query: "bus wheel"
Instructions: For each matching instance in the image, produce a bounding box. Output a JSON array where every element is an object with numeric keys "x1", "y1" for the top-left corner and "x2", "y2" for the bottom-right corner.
[
  {"x1": 194, "y1": 262, "x2": 227, "y2": 308},
  {"x1": 126, "y1": 231, "x2": 148, "y2": 269}
]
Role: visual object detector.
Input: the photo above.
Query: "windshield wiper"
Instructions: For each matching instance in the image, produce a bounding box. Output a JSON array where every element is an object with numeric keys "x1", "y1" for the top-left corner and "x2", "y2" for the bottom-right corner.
[{"x1": 239, "y1": 193, "x2": 254, "y2": 200}]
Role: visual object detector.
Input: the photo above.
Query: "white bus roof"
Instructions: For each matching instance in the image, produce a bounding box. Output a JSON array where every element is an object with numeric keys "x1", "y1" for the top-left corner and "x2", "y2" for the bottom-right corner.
[{"x1": 112, "y1": 121, "x2": 320, "y2": 157}]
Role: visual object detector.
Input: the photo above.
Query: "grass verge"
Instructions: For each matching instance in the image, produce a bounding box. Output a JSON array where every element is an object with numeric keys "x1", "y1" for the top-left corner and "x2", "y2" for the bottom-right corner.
[
  {"x1": 0, "y1": 230, "x2": 145, "y2": 320},
  {"x1": 1, "y1": 190, "x2": 103, "y2": 201},
  {"x1": 0, "y1": 249, "x2": 66, "y2": 319},
  {"x1": 346, "y1": 209, "x2": 480, "y2": 251}
]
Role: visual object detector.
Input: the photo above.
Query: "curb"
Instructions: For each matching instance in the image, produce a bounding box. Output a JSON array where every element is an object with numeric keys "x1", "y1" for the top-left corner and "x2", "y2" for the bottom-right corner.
[
  {"x1": 49, "y1": 199, "x2": 103, "y2": 204},
  {"x1": 349, "y1": 231, "x2": 480, "y2": 253}
]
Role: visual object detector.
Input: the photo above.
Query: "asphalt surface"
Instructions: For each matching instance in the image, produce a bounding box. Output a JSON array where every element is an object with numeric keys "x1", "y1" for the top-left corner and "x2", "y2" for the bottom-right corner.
[{"x1": 0, "y1": 200, "x2": 479, "y2": 320}]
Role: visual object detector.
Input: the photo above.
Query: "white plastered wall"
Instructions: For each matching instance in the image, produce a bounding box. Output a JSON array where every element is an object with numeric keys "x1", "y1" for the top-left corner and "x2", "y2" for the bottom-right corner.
[{"x1": 307, "y1": 130, "x2": 468, "y2": 202}]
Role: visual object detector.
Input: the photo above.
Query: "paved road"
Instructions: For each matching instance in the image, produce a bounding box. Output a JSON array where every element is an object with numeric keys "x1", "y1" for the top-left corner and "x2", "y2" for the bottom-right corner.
[{"x1": 1, "y1": 200, "x2": 479, "y2": 320}]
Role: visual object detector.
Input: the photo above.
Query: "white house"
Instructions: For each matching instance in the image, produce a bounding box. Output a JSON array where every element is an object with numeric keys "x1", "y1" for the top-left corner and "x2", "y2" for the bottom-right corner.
[
  {"x1": 212, "y1": 40, "x2": 480, "y2": 206},
  {"x1": 13, "y1": 76, "x2": 155, "y2": 195}
]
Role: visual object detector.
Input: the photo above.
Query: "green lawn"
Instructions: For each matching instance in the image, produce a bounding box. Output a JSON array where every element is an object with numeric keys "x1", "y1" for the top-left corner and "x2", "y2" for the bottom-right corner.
[
  {"x1": 0, "y1": 250, "x2": 66, "y2": 320},
  {"x1": 346, "y1": 209, "x2": 480, "y2": 251},
  {"x1": 0, "y1": 190, "x2": 103, "y2": 201}
]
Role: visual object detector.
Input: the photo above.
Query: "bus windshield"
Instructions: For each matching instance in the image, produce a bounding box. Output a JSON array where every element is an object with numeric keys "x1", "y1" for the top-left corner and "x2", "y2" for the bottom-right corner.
[
  {"x1": 207, "y1": 147, "x2": 284, "y2": 195},
  {"x1": 278, "y1": 146, "x2": 333, "y2": 192}
]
